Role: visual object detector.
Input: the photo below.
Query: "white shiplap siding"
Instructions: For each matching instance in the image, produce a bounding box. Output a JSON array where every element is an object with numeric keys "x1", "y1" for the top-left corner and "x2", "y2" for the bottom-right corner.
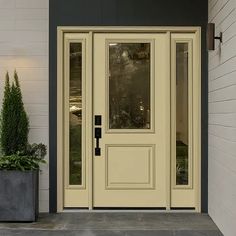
[
  {"x1": 0, "y1": 0, "x2": 49, "y2": 212},
  {"x1": 208, "y1": 0, "x2": 236, "y2": 235}
]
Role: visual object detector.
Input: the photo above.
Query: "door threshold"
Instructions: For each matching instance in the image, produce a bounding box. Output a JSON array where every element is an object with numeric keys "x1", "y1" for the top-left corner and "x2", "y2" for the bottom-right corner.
[{"x1": 62, "y1": 208, "x2": 197, "y2": 213}]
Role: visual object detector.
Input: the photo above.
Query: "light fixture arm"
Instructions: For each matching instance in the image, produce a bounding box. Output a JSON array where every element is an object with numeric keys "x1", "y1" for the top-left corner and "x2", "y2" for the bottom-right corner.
[{"x1": 214, "y1": 32, "x2": 223, "y2": 43}]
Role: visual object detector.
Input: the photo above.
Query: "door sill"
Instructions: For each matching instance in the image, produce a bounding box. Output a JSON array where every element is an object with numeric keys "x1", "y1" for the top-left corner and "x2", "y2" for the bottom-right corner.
[{"x1": 62, "y1": 208, "x2": 197, "y2": 213}]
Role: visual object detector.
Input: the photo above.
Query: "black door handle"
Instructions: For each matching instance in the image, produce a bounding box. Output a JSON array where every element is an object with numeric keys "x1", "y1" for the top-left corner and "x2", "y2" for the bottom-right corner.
[
  {"x1": 95, "y1": 127, "x2": 101, "y2": 156},
  {"x1": 95, "y1": 127, "x2": 102, "y2": 139}
]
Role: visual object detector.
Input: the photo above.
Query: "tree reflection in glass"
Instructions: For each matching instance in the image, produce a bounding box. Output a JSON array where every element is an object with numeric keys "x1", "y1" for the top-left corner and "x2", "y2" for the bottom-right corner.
[
  {"x1": 69, "y1": 43, "x2": 82, "y2": 185},
  {"x1": 176, "y1": 43, "x2": 189, "y2": 185},
  {"x1": 109, "y1": 43, "x2": 151, "y2": 129}
]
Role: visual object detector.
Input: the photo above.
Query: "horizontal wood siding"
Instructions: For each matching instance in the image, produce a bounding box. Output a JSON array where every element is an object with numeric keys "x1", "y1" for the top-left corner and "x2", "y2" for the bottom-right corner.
[
  {"x1": 0, "y1": 0, "x2": 49, "y2": 212},
  {"x1": 208, "y1": 0, "x2": 236, "y2": 235}
]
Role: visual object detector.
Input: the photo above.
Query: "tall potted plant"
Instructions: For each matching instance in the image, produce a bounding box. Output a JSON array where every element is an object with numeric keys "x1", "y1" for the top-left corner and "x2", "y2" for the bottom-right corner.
[{"x1": 0, "y1": 71, "x2": 46, "y2": 222}]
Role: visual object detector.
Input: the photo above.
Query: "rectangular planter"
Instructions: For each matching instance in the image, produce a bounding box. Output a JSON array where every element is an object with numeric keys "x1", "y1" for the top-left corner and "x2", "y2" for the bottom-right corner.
[{"x1": 0, "y1": 170, "x2": 39, "y2": 222}]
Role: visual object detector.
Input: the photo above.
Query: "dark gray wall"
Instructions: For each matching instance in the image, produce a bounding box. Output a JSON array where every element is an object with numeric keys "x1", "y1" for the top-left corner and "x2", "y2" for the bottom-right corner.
[{"x1": 49, "y1": 0, "x2": 208, "y2": 213}]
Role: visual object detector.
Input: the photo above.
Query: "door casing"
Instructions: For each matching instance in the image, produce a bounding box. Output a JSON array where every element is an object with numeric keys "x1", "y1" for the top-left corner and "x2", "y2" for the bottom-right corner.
[{"x1": 57, "y1": 26, "x2": 201, "y2": 212}]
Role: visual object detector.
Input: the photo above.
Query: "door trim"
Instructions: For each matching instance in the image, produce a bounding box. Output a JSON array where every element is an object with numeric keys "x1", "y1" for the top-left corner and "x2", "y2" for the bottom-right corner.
[{"x1": 57, "y1": 26, "x2": 201, "y2": 212}]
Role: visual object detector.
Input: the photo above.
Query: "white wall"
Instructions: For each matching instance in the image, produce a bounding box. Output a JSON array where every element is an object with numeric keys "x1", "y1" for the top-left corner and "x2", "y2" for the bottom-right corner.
[
  {"x1": 208, "y1": 0, "x2": 236, "y2": 235},
  {"x1": 0, "y1": 0, "x2": 49, "y2": 212}
]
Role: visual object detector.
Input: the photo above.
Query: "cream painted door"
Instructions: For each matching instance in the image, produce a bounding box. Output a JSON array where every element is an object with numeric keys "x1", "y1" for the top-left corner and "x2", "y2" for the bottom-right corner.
[{"x1": 93, "y1": 33, "x2": 170, "y2": 207}]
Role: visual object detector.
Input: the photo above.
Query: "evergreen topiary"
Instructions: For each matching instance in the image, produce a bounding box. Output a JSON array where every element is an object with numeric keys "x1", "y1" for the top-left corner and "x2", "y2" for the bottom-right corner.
[
  {"x1": 0, "y1": 72, "x2": 11, "y2": 155},
  {"x1": 0, "y1": 71, "x2": 29, "y2": 155}
]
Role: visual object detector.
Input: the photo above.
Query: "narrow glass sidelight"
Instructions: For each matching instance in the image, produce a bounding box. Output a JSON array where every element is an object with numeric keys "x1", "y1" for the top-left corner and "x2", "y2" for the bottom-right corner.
[
  {"x1": 108, "y1": 43, "x2": 151, "y2": 129},
  {"x1": 176, "y1": 43, "x2": 189, "y2": 186},
  {"x1": 69, "y1": 43, "x2": 82, "y2": 185}
]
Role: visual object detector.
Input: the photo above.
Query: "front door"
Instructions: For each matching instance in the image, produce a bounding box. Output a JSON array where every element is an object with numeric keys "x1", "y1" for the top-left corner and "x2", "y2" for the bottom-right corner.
[
  {"x1": 93, "y1": 33, "x2": 169, "y2": 207},
  {"x1": 59, "y1": 28, "x2": 201, "y2": 211}
]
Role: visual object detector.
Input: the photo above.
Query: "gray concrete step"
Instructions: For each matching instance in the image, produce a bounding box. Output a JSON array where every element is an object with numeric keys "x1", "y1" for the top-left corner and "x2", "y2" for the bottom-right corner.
[{"x1": 0, "y1": 213, "x2": 223, "y2": 236}]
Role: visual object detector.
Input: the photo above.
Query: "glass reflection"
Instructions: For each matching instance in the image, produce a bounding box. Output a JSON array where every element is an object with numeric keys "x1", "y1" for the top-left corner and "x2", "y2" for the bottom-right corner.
[
  {"x1": 176, "y1": 43, "x2": 189, "y2": 185},
  {"x1": 69, "y1": 43, "x2": 82, "y2": 185},
  {"x1": 109, "y1": 43, "x2": 151, "y2": 129}
]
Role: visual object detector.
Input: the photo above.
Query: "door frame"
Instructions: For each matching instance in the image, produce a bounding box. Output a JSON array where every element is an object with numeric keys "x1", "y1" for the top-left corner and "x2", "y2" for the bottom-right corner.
[{"x1": 57, "y1": 26, "x2": 201, "y2": 212}]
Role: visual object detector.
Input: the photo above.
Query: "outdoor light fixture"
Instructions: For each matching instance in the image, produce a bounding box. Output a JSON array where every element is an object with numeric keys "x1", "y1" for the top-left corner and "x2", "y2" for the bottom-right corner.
[{"x1": 207, "y1": 23, "x2": 223, "y2": 50}]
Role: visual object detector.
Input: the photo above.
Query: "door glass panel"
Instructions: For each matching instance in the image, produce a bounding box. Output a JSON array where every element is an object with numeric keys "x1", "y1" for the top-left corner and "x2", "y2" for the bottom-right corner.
[
  {"x1": 176, "y1": 43, "x2": 189, "y2": 185},
  {"x1": 109, "y1": 43, "x2": 151, "y2": 129},
  {"x1": 69, "y1": 43, "x2": 82, "y2": 185}
]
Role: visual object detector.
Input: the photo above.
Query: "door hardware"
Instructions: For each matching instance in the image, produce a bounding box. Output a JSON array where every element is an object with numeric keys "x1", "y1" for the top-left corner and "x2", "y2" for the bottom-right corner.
[
  {"x1": 95, "y1": 115, "x2": 102, "y2": 126},
  {"x1": 95, "y1": 127, "x2": 101, "y2": 156}
]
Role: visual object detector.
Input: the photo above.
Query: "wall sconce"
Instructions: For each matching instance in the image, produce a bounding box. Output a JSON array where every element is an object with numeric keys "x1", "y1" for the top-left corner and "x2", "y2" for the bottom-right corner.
[{"x1": 207, "y1": 23, "x2": 223, "y2": 50}]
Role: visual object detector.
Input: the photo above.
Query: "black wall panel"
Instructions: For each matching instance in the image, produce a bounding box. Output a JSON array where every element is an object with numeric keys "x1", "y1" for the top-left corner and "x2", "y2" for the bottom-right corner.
[{"x1": 49, "y1": 0, "x2": 208, "y2": 213}]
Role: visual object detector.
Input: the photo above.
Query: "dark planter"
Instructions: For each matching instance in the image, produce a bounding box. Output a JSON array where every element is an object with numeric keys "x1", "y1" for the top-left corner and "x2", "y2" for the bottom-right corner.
[{"x1": 0, "y1": 170, "x2": 39, "y2": 222}]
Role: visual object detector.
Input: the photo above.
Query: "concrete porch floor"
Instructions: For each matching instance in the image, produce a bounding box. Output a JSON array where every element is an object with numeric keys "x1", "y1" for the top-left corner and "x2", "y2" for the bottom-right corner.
[{"x1": 0, "y1": 212, "x2": 223, "y2": 236}]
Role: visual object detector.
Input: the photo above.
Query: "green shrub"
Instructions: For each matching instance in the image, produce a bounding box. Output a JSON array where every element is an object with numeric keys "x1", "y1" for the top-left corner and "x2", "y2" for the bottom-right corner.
[
  {"x1": 0, "y1": 71, "x2": 29, "y2": 155},
  {"x1": 0, "y1": 72, "x2": 47, "y2": 171},
  {"x1": 0, "y1": 143, "x2": 46, "y2": 171}
]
